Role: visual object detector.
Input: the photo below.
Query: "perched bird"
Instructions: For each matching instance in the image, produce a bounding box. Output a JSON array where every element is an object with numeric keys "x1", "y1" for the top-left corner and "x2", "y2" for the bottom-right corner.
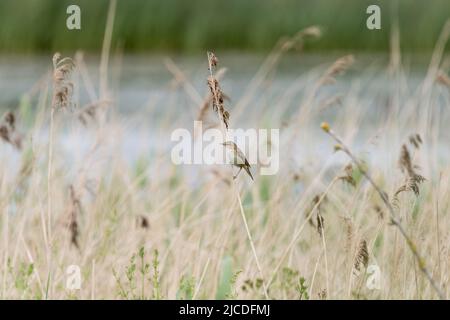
[{"x1": 222, "y1": 141, "x2": 254, "y2": 180}]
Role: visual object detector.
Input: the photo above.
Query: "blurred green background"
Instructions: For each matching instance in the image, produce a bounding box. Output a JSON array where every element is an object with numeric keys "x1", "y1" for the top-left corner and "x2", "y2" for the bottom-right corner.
[{"x1": 0, "y1": 0, "x2": 448, "y2": 53}]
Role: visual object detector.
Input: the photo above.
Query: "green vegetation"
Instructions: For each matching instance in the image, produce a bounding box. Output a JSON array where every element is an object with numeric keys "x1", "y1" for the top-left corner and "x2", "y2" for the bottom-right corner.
[{"x1": 0, "y1": 0, "x2": 449, "y2": 53}]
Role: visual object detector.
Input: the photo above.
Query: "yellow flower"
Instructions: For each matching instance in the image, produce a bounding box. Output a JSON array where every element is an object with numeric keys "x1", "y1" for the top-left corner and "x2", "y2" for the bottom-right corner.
[{"x1": 320, "y1": 122, "x2": 330, "y2": 132}]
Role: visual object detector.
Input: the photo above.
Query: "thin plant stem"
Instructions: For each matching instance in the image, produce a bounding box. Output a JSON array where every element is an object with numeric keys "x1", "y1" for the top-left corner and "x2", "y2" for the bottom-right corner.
[
  {"x1": 320, "y1": 226, "x2": 330, "y2": 298},
  {"x1": 46, "y1": 107, "x2": 55, "y2": 300},
  {"x1": 206, "y1": 52, "x2": 269, "y2": 299},
  {"x1": 436, "y1": 173, "x2": 442, "y2": 282},
  {"x1": 235, "y1": 184, "x2": 269, "y2": 299},
  {"x1": 193, "y1": 257, "x2": 211, "y2": 300},
  {"x1": 47, "y1": 108, "x2": 54, "y2": 243}
]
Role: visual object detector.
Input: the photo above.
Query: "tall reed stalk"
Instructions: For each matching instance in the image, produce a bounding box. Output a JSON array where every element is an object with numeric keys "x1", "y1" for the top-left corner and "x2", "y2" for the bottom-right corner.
[{"x1": 207, "y1": 51, "x2": 269, "y2": 299}]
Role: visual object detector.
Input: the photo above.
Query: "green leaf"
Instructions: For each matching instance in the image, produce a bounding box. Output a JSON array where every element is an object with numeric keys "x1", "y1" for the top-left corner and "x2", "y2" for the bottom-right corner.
[{"x1": 216, "y1": 255, "x2": 233, "y2": 299}]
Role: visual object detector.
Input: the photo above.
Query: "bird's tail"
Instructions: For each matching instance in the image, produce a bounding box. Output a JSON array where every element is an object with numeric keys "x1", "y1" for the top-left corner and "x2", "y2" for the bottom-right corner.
[{"x1": 244, "y1": 166, "x2": 254, "y2": 180}]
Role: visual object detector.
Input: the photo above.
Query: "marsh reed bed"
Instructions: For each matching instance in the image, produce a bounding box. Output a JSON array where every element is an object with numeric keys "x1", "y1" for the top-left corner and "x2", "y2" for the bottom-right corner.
[{"x1": 0, "y1": 19, "x2": 450, "y2": 299}]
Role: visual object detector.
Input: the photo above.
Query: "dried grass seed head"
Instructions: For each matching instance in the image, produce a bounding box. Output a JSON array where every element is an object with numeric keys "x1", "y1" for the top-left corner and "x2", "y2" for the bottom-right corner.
[
  {"x1": 354, "y1": 239, "x2": 369, "y2": 273},
  {"x1": 0, "y1": 111, "x2": 22, "y2": 149},
  {"x1": 206, "y1": 52, "x2": 230, "y2": 129},
  {"x1": 52, "y1": 52, "x2": 76, "y2": 110}
]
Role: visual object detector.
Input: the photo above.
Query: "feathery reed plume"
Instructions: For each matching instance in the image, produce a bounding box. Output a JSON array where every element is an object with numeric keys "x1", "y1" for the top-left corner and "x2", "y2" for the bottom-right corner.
[
  {"x1": 279, "y1": 26, "x2": 322, "y2": 51},
  {"x1": 353, "y1": 239, "x2": 369, "y2": 274},
  {"x1": 399, "y1": 144, "x2": 417, "y2": 178},
  {"x1": 298, "y1": 26, "x2": 322, "y2": 38},
  {"x1": 307, "y1": 194, "x2": 326, "y2": 233},
  {"x1": 0, "y1": 111, "x2": 22, "y2": 150},
  {"x1": 78, "y1": 104, "x2": 97, "y2": 126},
  {"x1": 52, "y1": 53, "x2": 75, "y2": 110},
  {"x1": 207, "y1": 51, "x2": 230, "y2": 130},
  {"x1": 338, "y1": 163, "x2": 356, "y2": 187},
  {"x1": 409, "y1": 133, "x2": 423, "y2": 149},
  {"x1": 48, "y1": 53, "x2": 76, "y2": 244},
  {"x1": 373, "y1": 205, "x2": 385, "y2": 220},
  {"x1": 319, "y1": 55, "x2": 354, "y2": 86},
  {"x1": 318, "y1": 289, "x2": 327, "y2": 300},
  {"x1": 76, "y1": 100, "x2": 112, "y2": 126},
  {"x1": 197, "y1": 71, "x2": 230, "y2": 125},
  {"x1": 316, "y1": 209, "x2": 325, "y2": 236},
  {"x1": 67, "y1": 185, "x2": 81, "y2": 249},
  {"x1": 321, "y1": 121, "x2": 445, "y2": 299},
  {"x1": 4, "y1": 111, "x2": 15, "y2": 130},
  {"x1": 208, "y1": 51, "x2": 219, "y2": 68},
  {"x1": 393, "y1": 143, "x2": 426, "y2": 208}
]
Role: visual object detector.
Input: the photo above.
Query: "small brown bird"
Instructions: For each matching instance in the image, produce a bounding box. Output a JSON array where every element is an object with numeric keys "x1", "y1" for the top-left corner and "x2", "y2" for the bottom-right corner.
[{"x1": 222, "y1": 141, "x2": 254, "y2": 180}]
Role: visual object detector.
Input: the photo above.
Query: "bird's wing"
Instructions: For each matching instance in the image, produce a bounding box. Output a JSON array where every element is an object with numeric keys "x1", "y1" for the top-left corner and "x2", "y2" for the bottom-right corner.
[{"x1": 234, "y1": 146, "x2": 248, "y2": 165}]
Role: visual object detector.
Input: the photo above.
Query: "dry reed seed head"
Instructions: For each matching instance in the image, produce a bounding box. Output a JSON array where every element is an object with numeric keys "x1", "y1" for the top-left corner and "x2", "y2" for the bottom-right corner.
[
  {"x1": 403, "y1": 175, "x2": 425, "y2": 197},
  {"x1": 318, "y1": 289, "x2": 327, "y2": 300},
  {"x1": 307, "y1": 194, "x2": 326, "y2": 230},
  {"x1": 4, "y1": 111, "x2": 15, "y2": 129},
  {"x1": 399, "y1": 144, "x2": 423, "y2": 180},
  {"x1": 408, "y1": 133, "x2": 422, "y2": 149},
  {"x1": 399, "y1": 144, "x2": 414, "y2": 176},
  {"x1": 68, "y1": 184, "x2": 81, "y2": 248},
  {"x1": 321, "y1": 55, "x2": 355, "y2": 85},
  {"x1": 206, "y1": 54, "x2": 230, "y2": 130},
  {"x1": 354, "y1": 239, "x2": 369, "y2": 273},
  {"x1": 415, "y1": 134, "x2": 422, "y2": 144},
  {"x1": 0, "y1": 113, "x2": 12, "y2": 143},
  {"x1": 331, "y1": 55, "x2": 355, "y2": 75},
  {"x1": 281, "y1": 26, "x2": 322, "y2": 52},
  {"x1": 393, "y1": 143, "x2": 426, "y2": 206},
  {"x1": 0, "y1": 111, "x2": 22, "y2": 150},
  {"x1": 52, "y1": 52, "x2": 76, "y2": 110},
  {"x1": 69, "y1": 219, "x2": 79, "y2": 249},
  {"x1": 339, "y1": 163, "x2": 356, "y2": 187},
  {"x1": 344, "y1": 163, "x2": 353, "y2": 176},
  {"x1": 299, "y1": 26, "x2": 322, "y2": 39},
  {"x1": 316, "y1": 211, "x2": 325, "y2": 236},
  {"x1": 207, "y1": 77, "x2": 219, "y2": 112},
  {"x1": 207, "y1": 51, "x2": 219, "y2": 69},
  {"x1": 0, "y1": 125, "x2": 10, "y2": 143},
  {"x1": 52, "y1": 52, "x2": 61, "y2": 69},
  {"x1": 373, "y1": 205, "x2": 384, "y2": 220},
  {"x1": 77, "y1": 100, "x2": 111, "y2": 126}
]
